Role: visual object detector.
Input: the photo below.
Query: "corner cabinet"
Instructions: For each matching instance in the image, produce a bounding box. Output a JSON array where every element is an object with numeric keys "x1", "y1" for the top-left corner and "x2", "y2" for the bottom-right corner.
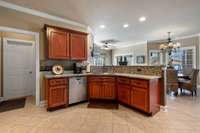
[
  {"x1": 45, "y1": 25, "x2": 88, "y2": 60},
  {"x1": 45, "y1": 78, "x2": 68, "y2": 110}
]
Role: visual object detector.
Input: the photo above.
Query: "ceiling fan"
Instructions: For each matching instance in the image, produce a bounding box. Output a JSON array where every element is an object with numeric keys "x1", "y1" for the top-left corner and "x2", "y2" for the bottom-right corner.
[
  {"x1": 100, "y1": 39, "x2": 119, "y2": 50},
  {"x1": 101, "y1": 43, "x2": 113, "y2": 50}
]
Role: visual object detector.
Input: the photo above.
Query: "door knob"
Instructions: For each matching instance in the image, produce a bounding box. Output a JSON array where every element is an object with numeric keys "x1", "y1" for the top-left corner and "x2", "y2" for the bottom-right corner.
[{"x1": 29, "y1": 71, "x2": 32, "y2": 74}]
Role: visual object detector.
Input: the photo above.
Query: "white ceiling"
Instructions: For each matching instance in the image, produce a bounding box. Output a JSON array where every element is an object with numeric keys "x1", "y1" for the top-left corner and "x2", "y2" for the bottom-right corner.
[{"x1": 3, "y1": 0, "x2": 200, "y2": 47}]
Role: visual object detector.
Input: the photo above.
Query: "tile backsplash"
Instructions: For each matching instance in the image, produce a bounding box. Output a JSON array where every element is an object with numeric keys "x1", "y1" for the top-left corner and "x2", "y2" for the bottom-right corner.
[
  {"x1": 40, "y1": 60, "x2": 83, "y2": 71},
  {"x1": 91, "y1": 66, "x2": 163, "y2": 76}
]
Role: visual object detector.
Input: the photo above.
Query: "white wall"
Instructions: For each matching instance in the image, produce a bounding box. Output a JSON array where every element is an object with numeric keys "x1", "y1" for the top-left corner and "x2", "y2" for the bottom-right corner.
[
  {"x1": 112, "y1": 43, "x2": 147, "y2": 65},
  {"x1": 104, "y1": 50, "x2": 112, "y2": 66}
]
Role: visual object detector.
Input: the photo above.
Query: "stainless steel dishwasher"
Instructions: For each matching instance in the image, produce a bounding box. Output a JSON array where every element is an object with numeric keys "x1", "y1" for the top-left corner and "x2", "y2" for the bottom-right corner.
[{"x1": 69, "y1": 76, "x2": 87, "y2": 105}]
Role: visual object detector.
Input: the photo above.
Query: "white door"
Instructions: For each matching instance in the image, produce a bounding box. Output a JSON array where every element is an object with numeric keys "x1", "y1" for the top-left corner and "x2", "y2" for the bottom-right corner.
[{"x1": 3, "y1": 38, "x2": 35, "y2": 100}]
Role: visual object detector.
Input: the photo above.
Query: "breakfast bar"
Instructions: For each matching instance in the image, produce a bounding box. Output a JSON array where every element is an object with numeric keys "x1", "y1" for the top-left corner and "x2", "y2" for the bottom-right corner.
[{"x1": 44, "y1": 72, "x2": 161, "y2": 115}]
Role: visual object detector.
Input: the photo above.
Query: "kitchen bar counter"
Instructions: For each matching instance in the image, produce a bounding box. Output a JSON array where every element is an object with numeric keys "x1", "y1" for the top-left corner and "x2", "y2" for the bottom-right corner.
[
  {"x1": 44, "y1": 71, "x2": 161, "y2": 115},
  {"x1": 44, "y1": 72, "x2": 161, "y2": 80}
]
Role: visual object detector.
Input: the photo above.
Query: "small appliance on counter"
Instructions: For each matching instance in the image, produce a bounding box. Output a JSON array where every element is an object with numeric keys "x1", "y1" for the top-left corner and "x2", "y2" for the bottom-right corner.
[
  {"x1": 73, "y1": 63, "x2": 83, "y2": 74},
  {"x1": 52, "y1": 65, "x2": 64, "y2": 75}
]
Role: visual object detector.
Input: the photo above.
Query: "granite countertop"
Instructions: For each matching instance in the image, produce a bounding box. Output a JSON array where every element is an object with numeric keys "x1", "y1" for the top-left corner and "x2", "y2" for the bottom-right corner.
[{"x1": 44, "y1": 72, "x2": 161, "y2": 80}]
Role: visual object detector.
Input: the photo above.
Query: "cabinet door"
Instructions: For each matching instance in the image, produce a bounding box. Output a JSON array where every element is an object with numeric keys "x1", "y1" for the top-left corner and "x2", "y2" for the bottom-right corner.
[
  {"x1": 89, "y1": 82, "x2": 101, "y2": 99},
  {"x1": 48, "y1": 28, "x2": 70, "y2": 59},
  {"x1": 101, "y1": 82, "x2": 116, "y2": 99},
  {"x1": 48, "y1": 85, "x2": 67, "y2": 108},
  {"x1": 131, "y1": 87, "x2": 149, "y2": 112},
  {"x1": 117, "y1": 84, "x2": 130, "y2": 104},
  {"x1": 70, "y1": 33, "x2": 87, "y2": 60}
]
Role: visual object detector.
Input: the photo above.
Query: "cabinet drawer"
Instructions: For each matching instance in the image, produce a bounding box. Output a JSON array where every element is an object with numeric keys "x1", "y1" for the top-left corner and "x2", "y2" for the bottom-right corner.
[
  {"x1": 49, "y1": 78, "x2": 67, "y2": 86},
  {"x1": 89, "y1": 77, "x2": 115, "y2": 82},
  {"x1": 117, "y1": 77, "x2": 130, "y2": 84},
  {"x1": 131, "y1": 79, "x2": 148, "y2": 88},
  {"x1": 88, "y1": 77, "x2": 102, "y2": 82},
  {"x1": 102, "y1": 77, "x2": 115, "y2": 82}
]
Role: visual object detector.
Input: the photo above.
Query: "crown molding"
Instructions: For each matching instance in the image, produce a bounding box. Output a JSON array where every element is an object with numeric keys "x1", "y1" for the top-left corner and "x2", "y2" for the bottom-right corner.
[
  {"x1": 175, "y1": 33, "x2": 200, "y2": 40},
  {"x1": 114, "y1": 33, "x2": 200, "y2": 49},
  {"x1": 114, "y1": 41, "x2": 147, "y2": 49},
  {"x1": 0, "y1": 26, "x2": 39, "y2": 35},
  {"x1": 0, "y1": 1, "x2": 87, "y2": 29}
]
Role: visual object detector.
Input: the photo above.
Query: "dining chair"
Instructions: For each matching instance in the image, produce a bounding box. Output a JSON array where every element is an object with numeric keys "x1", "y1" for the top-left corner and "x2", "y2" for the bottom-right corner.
[
  {"x1": 182, "y1": 68, "x2": 193, "y2": 80},
  {"x1": 178, "y1": 69, "x2": 199, "y2": 96},
  {"x1": 166, "y1": 68, "x2": 179, "y2": 95}
]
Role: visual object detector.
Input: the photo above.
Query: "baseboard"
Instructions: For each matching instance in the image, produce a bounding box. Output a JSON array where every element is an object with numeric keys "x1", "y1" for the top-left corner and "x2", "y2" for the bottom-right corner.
[{"x1": 39, "y1": 100, "x2": 47, "y2": 107}]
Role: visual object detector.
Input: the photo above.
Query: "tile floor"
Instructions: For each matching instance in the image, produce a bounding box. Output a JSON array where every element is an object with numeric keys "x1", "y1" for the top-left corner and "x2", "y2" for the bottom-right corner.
[{"x1": 0, "y1": 94, "x2": 200, "y2": 133}]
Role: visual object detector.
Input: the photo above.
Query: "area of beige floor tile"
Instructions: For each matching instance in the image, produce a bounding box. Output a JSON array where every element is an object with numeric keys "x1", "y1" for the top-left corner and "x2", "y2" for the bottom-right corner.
[{"x1": 1, "y1": 93, "x2": 200, "y2": 133}]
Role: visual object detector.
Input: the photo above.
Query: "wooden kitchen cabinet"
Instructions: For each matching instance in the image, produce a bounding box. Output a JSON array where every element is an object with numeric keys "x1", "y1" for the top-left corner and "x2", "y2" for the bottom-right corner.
[
  {"x1": 49, "y1": 85, "x2": 67, "y2": 108},
  {"x1": 117, "y1": 77, "x2": 131, "y2": 105},
  {"x1": 101, "y1": 82, "x2": 116, "y2": 99},
  {"x1": 130, "y1": 79, "x2": 160, "y2": 114},
  {"x1": 70, "y1": 33, "x2": 87, "y2": 60},
  {"x1": 45, "y1": 78, "x2": 68, "y2": 110},
  {"x1": 88, "y1": 76, "x2": 116, "y2": 100},
  {"x1": 47, "y1": 27, "x2": 70, "y2": 59},
  {"x1": 117, "y1": 84, "x2": 131, "y2": 105},
  {"x1": 45, "y1": 25, "x2": 88, "y2": 60},
  {"x1": 89, "y1": 82, "x2": 101, "y2": 99},
  {"x1": 131, "y1": 87, "x2": 148, "y2": 112}
]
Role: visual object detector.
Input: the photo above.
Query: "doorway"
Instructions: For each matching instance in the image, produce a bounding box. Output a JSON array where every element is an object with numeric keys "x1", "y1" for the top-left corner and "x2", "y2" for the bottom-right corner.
[
  {"x1": 3, "y1": 38, "x2": 35, "y2": 100},
  {"x1": 0, "y1": 26, "x2": 40, "y2": 106}
]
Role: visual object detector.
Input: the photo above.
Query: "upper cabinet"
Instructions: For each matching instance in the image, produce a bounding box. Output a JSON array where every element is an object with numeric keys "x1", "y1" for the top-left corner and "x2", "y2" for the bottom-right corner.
[
  {"x1": 47, "y1": 27, "x2": 70, "y2": 59},
  {"x1": 70, "y1": 33, "x2": 87, "y2": 60},
  {"x1": 45, "y1": 25, "x2": 88, "y2": 60}
]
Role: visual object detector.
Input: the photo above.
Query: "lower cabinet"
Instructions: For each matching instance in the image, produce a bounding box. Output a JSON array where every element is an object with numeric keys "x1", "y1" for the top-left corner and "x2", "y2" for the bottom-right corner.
[
  {"x1": 117, "y1": 77, "x2": 160, "y2": 114},
  {"x1": 45, "y1": 78, "x2": 68, "y2": 109},
  {"x1": 101, "y1": 82, "x2": 116, "y2": 99},
  {"x1": 88, "y1": 76, "x2": 116, "y2": 100},
  {"x1": 89, "y1": 82, "x2": 101, "y2": 99},
  {"x1": 49, "y1": 85, "x2": 67, "y2": 108},
  {"x1": 45, "y1": 76, "x2": 160, "y2": 115},
  {"x1": 117, "y1": 84, "x2": 131, "y2": 105},
  {"x1": 130, "y1": 87, "x2": 148, "y2": 112}
]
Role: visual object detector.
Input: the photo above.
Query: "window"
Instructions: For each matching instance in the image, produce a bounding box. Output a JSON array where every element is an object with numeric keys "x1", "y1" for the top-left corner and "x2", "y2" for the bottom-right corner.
[
  {"x1": 115, "y1": 54, "x2": 133, "y2": 66},
  {"x1": 171, "y1": 47, "x2": 196, "y2": 72},
  {"x1": 93, "y1": 56, "x2": 105, "y2": 66},
  {"x1": 149, "y1": 50, "x2": 163, "y2": 65}
]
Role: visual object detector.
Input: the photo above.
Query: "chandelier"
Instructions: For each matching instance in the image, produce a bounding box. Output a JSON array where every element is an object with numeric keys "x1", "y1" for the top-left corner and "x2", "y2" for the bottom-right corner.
[
  {"x1": 159, "y1": 32, "x2": 181, "y2": 52},
  {"x1": 159, "y1": 32, "x2": 181, "y2": 67}
]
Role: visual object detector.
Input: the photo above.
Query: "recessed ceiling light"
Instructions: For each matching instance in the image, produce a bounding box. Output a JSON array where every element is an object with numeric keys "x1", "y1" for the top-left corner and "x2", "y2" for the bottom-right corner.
[
  {"x1": 139, "y1": 16, "x2": 146, "y2": 22},
  {"x1": 99, "y1": 25, "x2": 106, "y2": 29},
  {"x1": 123, "y1": 24, "x2": 129, "y2": 28}
]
